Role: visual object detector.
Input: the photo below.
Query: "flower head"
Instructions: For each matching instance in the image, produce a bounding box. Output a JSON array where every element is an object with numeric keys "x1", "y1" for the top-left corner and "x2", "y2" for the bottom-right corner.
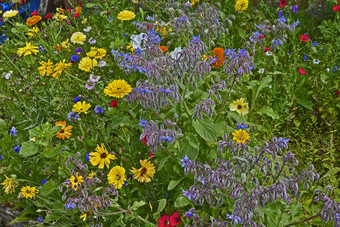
[
  {"x1": 298, "y1": 68, "x2": 307, "y2": 75},
  {"x1": 292, "y1": 5, "x2": 298, "y2": 13},
  {"x1": 17, "y1": 42, "x2": 39, "y2": 57},
  {"x1": 108, "y1": 166, "x2": 126, "y2": 189},
  {"x1": 27, "y1": 27, "x2": 39, "y2": 37},
  {"x1": 158, "y1": 214, "x2": 171, "y2": 227},
  {"x1": 72, "y1": 101, "x2": 91, "y2": 114},
  {"x1": 232, "y1": 129, "x2": 249, "y2": 144},
  {"x1": 51, "y1": 59, "x2": 72, "y2": 79},
  {"x1": 235, "y1": 0, "x2": 248, "y2": 11},
  {"x1": 1, "y1": 175, "x2": 15, "y2": 194},
  {"x1": 170, "y1": 211, "x2": 181, "y2": 226},
  {"x1": 279, "y1": 0, "x2": 286, "y2": 7},
  {"x1": 110, "y1": 100, "x2": 118, "y2": 108},
  {"x1": 69, "y1": 172, "x2": 84, "y2": 191},
  {"x1": 229, "y1": 98, "x2": 249, "y2": 116},
  {"x1": 3, "y1": 10, "x2": 19, "y2": 18},
  {"x1": 130, "y1": 159, "x2": 155, "y2": 183},
  {"x1": 89, "y1": 143, "x2": 117, "y2": 169},
  {"x1": 94, "y1": 106, "x2": 105, "y2": 114},
  {"x1": 117, "y1": 10, "x2": 136, "y2": 21},
  {"x1": 79, "y1": 57, "x2": 98, "y2": 72},
  {"x1": 300, "y1": 33, "x2": 309, "y2": 42},
  {"x1": 38, "y1": 60, "x2": 53, "y2": 76},
  {"x1": 55, "y1": 121, "x2": 73, "y2": 139},
  {"x1": 70, "y1": 32, "x2": 86, "y2": 45},
  {"x1": 104, "y1": 80, "x2": 132, "y2": 98},
  {"x1": 10, "y1": 126, "x2": 17, "y2": 136},
  {"x1": 14, "y1": 146, "x2": 21, "y2": 153},
  {"x1": 20, "y1": 186, "x2": 39, "y2": 198},
  {"x1": 26, "y1": 15, "x2": 42, "y2": 26},
  {"x1": 211, "y1": 48, "x2": 226, "y2": 68}
]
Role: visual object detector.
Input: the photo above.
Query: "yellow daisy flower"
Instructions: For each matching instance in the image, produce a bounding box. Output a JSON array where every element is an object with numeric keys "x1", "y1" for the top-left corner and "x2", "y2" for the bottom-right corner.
[
  {"x1": 86, "y1": 47, "x2": 107, "y2": 59},
  {"x1": 17, "y1": 42, "x2": 38, "y2": 57},
  {"x1": 1, "y1": 175, "x2": 15, "y2": 194},
  {"x1": 89, "y1": 143, "x2": 117, "y2": 169},
  {"x1": 104, "y1": 79, "x2": 132, "y2": 98},
  {"x1": 130, "y1": 159, "x2": 155, "y2": 183},
  {"x1": 20, "y1": 186, "x2": 39, "y2": 199},
  {"x1": 235, "y1": 0, "x2": 248, "y2": 11},
  {"x1": 70, "y1": 32, "x2": 86, "y2": 45},
  {"x1": 55, "y1": 121, "x2": 73, "y2": 139},
  {"x1": 117, "y1": 10, "x2": 136, "y2": 21},
  {"x1": 3, "y1": 10, "x2": 19, "y2": 18},
  {"x1": 79, "y1": 57, "x2": 98, "y2": 72},
  {"x1": 88, "y1": 171, "x2": 96, "y2": 179},
  {"x1": 126, "y1": 42, "x2": 135, "y2": 52},
  {"x1": 51, "y1": 59, "x2": 72, "y2": 79},
  {"x1": 38, "y1": 59, "x2": 54, "y2": 76},
  {"x1": 27, "y1": 27, "x2": 39, "y2": 37},
  {"x1": 229, "y1": 98, "x2": 249, "y2": 116},
  {"x1": 232, "y1": 129, "x2": 249, "y2": 144},
  {"x1": 107, "y1": 166, "x2": 126, "y2": 189},
  {"x1": 80, "y1": 211, "x2": 91, "y2": 221},
  {"x1": 69, "y1": 172, "x2": 84, "y2": 191},
  {"x1": 72, "y1": 101, "x2": 91, "y2": 114}
]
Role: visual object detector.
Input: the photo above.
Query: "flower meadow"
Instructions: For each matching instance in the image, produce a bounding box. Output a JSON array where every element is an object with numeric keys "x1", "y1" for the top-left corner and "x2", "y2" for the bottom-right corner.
[{"x1": 0, "y1": 0, "x2": 339, "y2": 226}]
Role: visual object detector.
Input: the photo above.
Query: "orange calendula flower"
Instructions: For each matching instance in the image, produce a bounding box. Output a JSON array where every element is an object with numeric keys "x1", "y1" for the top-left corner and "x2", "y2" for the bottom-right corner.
[
  {"x1": 211, "y1": 47, "x2": 226, "y2": 68},
  {"x1": 130, "y1": 159, "x2": 155, "y2": 183},
  {"x1": 26, "y1": 15, "x2": 42, "y2": 26},
  {"x1": 55, "y1": 121, "x2": 73, "y2": 139},
  {"x1": 159, "y1": 46, "x2": 168, "y2": 53}
]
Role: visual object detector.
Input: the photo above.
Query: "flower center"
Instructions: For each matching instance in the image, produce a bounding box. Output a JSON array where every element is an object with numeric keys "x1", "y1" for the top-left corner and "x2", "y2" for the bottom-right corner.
[
  {"x1": 116, "y1": 174, "x2": 121, "y2": 180},
  {"x1": 237, "y1": 105, "x2": 242, "y2": 109},
  {"x1": 141, "y1": 168, "x2": 147, "y2": 176},
  {"x1": 74, "y1": 178, "x2": 78, "y2": 183},
  {"x1": 26, "y1": 189, "x2": 31, "y2": 194},
  {"x1": 59, "y1": 129, "x2": 65, "y2": 133},
  {"x1": 100, "y1": 153, "x2": 107, "y2": 159}
]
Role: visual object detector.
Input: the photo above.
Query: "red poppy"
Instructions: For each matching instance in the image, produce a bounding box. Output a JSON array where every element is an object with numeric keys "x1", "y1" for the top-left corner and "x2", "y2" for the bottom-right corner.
[
  {"x1": 264, "y1": 47, "x2": 270, "y2": 52},
  {"x1": 110, "y1": 100, "x2": 118, "y2": 108},
  {"x1": 158, "y1": 215, "x2": 171, "y2": 227},
  {"x1": 300, "y1": 34, "x2": 309, "y2": 42},
  {"x1": 298, "y1": 68, "x2": 307, "y2": 75},
  {"x1": 279, "y1": 0, "x2": 286, "y2": 7},
  {"x1": 149, "y1": 151, "x2": 155, "y2": 159},
  {"x1": 45, "y1": 13, "x2": 52, "y2": 19},
  {"x1": 169, "y1": 211, "x2": 181, "y2": 226},
  {"x1": 335, "y1": 90, "x2": 340, "y2": 96},
  {"x1": 31, "y1": 10, "x2": 38, "y2": 16},
  {"x1": 333, "y1": 5, "x2": 340, "y2": 12},
  {"x1": 107, "y1": 11, "x2": 110, "y2": 15},
  {"x1": 73, "y1": 13, "x2": 80, "y2": 18},
  {"x1": 259, "y1": 35, "x2": 264, "y2": 39},
  {"x1": 141, "y1": 135, "x2": 148, "y2": 146},
  {"x1": 67, "y1": 8, "x2": 72, "y2": 12}
]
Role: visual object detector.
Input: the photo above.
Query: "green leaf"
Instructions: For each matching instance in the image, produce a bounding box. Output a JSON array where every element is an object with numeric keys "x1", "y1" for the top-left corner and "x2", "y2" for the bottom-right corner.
[
  {"x1": 174, "y1": 195, "x2": 190, "y2": 208},
  {"x1": 297, "y1": 97, "x2": 313, "y2": 110},
  {"x1": 0, "y1": 119, "x2": 7, "y2": 134},
  {"x1": 20, "y1": 141, "x2": 39, "y2": 157},
  {"x1": 85, "y1": 3, "x2": 99, "y2": 8},
  {"x1": 228, "y1": 111, "x2": 246, "y2": 123},
  {"x1": 153, "y1": 199, "x2": 166, "y2": 218},
  {"x1": 192, "y1": 119, "x2": 217, "y2": 142},
  {"x1": 257, "y1": 107, "x2": 279, "y2": 119},
  {"x1": 178, "y1": 134, "x2": 199, "y2": 160},
  {"x1": 157, "y1": 156, "x2": 170, "y2": 171},
  {"x1": 131, "y1": 201, "x2": 146, "y2": 210},
  {"x1": 273, "y1": 55, "x2": 278, "y2": 65},
  {"x1": 43, "y1": 145, "x2": 65, "y2": 158},
  {"x1": 110, "y1": 117, "x2": 129, "y2": 130},
  {"x1": 168, "y1": 178, "x2": 184, "y2": 190},
  {"x1": 40, "y1": 181, "x2": 56, "y2": 196}
]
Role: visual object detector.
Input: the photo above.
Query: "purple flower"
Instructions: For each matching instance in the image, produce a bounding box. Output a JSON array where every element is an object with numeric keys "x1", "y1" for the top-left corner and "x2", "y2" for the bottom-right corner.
[
  {"x1": 304, "y1": 54, "x2": 308, "y2": 61},
  {"x1": 71, "y1": 55, "x2": 79, "y2": 62},
  {"x1": 278, "y1": 10, "x2": 283, "y2": 17},
  {"x1": 10, "y1": 126, "x2": 17, "y2": 136},
  {"x1": 85, "y1": 80, "x2": 95, "y2": 90},
  {"x1": 41, "y1": 179, "x2": 47, "y2": 185},
  {"x1": 226, "y1": 213, "x2": 242, "y2": 224},
  {"x1": 94, "y1": 106, "x2": 105, "y2": 114},
  {"x1": 108, "y1": 17, "x2": 113, "y2": 21},
  {"x1": 75, "y1": 47, "x2": 83, "y2": 53},
  {"x1": 182, "y1": 189, "x2": 193, "y2": 200},
  {"x1": 0, "y1": 155, "x2": 2, "y2": 160},
  {"x1": 65, "y1": 203, "x2": 76, "y2": 209},
  {"x1": 14, "y1": 146, "x2": 20, "y2": 153},
  {"x1": 190, "y1": 35, "x2": 200, "y2": 44},
  {"x1": 180, "y1": 154, "x2": 192, "y2": 168},
  {"x1": 89, "y1": 37, "x2": 96, "y2": 44},
  {"x1": 333, "y1": 65, "x2": 337, "y2": 72},
  {"x1": 37, "y1": 217, "x2": 43, "y2": 223},
  {"x1": 74, "y1": 96, "x2": 81, "y2": 103},
  {"x1": 312, "y1": 41, "x2": 318, "y2": 46},
  {"x1": 138, "y1": 119, "x2": 149, "y2": 127},
  {"x1": 292, "y1": 5, "x2": 298, "y2": 13},
  {"x1": 39, "y1": 45, "x2": 46, "y2": 53},
  {"x1": 278, "y1": 137, "x2": 290, "y2": 148}
]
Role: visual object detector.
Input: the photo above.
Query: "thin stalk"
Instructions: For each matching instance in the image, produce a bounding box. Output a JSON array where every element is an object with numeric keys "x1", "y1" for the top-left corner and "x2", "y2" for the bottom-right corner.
[
  {"x1": 113, "y1": 206, "x2": 157, "y2": 226},
  {"x1": 182, "y1": 82, "x2": 192, "y2": 118},
  {"x1": 284, "y1": 213, "x2": 321, "y2": 227},
  {"x1": 214, "y1": 74, "x2": 237, "y2": 123}
]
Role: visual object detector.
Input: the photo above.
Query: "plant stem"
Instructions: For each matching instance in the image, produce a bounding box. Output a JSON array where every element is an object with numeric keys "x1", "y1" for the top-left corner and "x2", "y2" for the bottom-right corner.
[
  {"x1": 284, "y1": 213, "x2": 321, "y2": 227},
  {"x1": 104, "y1": 206, "x2": 157, "y2": 226},
  {"x1": 214, "y1": 74, "x2": 237, "y2": 123},
  {"x1": 182, "y1": 82, "x2": 192, "y2": 118}
]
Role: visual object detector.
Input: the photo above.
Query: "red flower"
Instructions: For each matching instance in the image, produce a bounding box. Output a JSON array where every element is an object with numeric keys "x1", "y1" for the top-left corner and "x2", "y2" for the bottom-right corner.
[
  {"x1": 158, "y1": 215, "x2": 171, "y2": 227},
  {"x1": 259, "y1": 35, "x2": 264, "y2": 39},
  {"x1": 333, "y1": 5, "x2": 340, "y2": 12},
  {"x1": 300, "y1": 34, "x2": 309, "y2": 42},
  {"x1": 264, "y1": 47, "x2": 270, "y2": 52},
  {"x1": 335, "y1": 90, "x2": 340, "y2": 96},
  {"x1": 298, "y1": 68, "x2": 307, "y2": 75},
  {"x1": 73, "y1": 13, "x2": 80, "y2": 18},
  {"x1": 45, "y1": 13, "x2": 52, "y2": 19},
  {"x1": 147, "y1": 24, "x2": 152, "y2": 30},
  {"x1": 141, "y1": 135, "x2": 148, "y2": 146},
  {"x1": 107, "y1": 11, "x2": 110, "y2": 15},
  {"x1": 67, "y1": 8, "x2": 72, "y2": 12},
  {"x1": 31, "y1": 10, "x2": 38, "y2": 16},
  {"x1": 169, "y1": 211, "x2": 181, "y2": 226},
  {"x1": 279, "y1": 0, "x2": 286, "y2": 7},
  {"x1": 149, "y1": 151, "x2": 155, "y2": 159},
  {"x1": 110, "y1": 100, "x2": 118, "y2": 108}
]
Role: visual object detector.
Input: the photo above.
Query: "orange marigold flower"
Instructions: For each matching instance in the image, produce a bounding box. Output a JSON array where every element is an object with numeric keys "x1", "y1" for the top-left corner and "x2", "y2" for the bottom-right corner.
[
  {"x1": 159, "y1": 46, "x2": 168, "y2": 53},
  {"x1": 26, "y1": 15, "x2": 42, "y2": 26},
  {"x1": 211, "y1": 47, "x2": 226, "y2": 68}
]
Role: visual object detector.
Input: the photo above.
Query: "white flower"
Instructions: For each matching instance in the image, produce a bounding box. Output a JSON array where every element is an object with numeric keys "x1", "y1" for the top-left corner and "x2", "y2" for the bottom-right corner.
[
  {"x1": 4, "y1": 71, "x2": 13, "y2": 80},
  {"x1": 83, "y1": 26, "x2": 92, "y2": 32},
  {"x1": 313, "y1": 59, "x2": 320, "y2": 64},
  {"x1": 131, "y1": 33, "x2": 147, "y2": 50},
  {"x1": 98, "y1": 60, "x2": 106, "y2": 67},
  {"x1": 326, "y1": 68, "x2": 330, "y2": 72},
  {"x1": 258, "y1": 68, "x2": 265, "y2": 74},
  {"x1": 265, "y1": 51, "x2": 273, "y2": 56},
  {"x1": 89, "y1": 74, "x2": 100, "y2": 83},
  {"x1": 170, "y1": 47, "x2": 183, "y2": 60}
]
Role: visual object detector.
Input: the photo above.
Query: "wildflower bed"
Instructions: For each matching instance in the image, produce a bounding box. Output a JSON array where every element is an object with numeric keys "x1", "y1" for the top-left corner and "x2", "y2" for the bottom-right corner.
[{"x1": 0, "y1": 0, "x2": 339, "y2": 226}]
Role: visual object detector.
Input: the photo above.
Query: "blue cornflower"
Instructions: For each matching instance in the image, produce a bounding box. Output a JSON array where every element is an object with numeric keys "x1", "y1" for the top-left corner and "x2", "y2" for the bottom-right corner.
[
  {"x1": 94, "y1": 106, "x2": 105, "y2": 114},
  {"x1": 67, "y1": 111, "x2": 79, "y2": 121},
  {"x1": 303, "y1": 54, "x2": 308, "y2": 61},
  {"x1": 226, "y1": 213, "x2": 242, "y2": 224},
  {"x1": 292, "y1": 5, "x2": 298, "y2": 13},
  {"x1": 190, "y1": 35, "x2": 200, "y2": 44},
  {"x1": 14, "y1": 146, "x2": 20, "y2": 153},
  {"x1": 70, "y1": 55, "x2": 79, "y2": 62},
  {"x1": 37, "y1": 217, "x2": 43, "y2": 223},
  {"x1": 182, "y1": 189, "x2": 193, "y2": 200},
  {"x1": 122, "y1": 181, "x2": 128, "y2": 187},
  {"x1": 86, "y1": 152, "x2": 92, "y2": 162},
  {"x1": 288, "y1": 51, "x2": 292, "y2": 55},
  {"x1": 138, "y1": 119, "x2": 149, "y2": 127},
  {"x1": 0, "y1": 155, "x2": 2, "y2": 160},
  {"x1": 41, "y1": 179, "x2": 47, "y2": 185},
  {"x1": 75, "y1": 47, "x2": 83, "y2": 53},
  {"x1": 10, "y1": 126, "x2": 17, "y2": 136},
  {"x1": 135, "y1": 48, "x2": 143, "y2": 55},
  {"x1": 38, "y1": 45, "x2": 46, "y2": 53},
  {"x1": 278, "y1": 10, "x2": 283, "y2": 18},
  {"x1": 74, "y1": 97, "x2": 81, "y2": 103},
  {"x1": 65, "y1": 203, "x2": 76, "y2": 209},
  {"x1": 278, "y1": 137, "x2": 290, "y2": 148},
  {"x1": 108, "y1": 17, "x2": 113, "y2": 21},
  {"x1": 180, "y1": 154, "x2": 192, "y2": 168},
  {"x1": 312, "y1": 41, "x2": 318, "y2": 46},
  {"x1": 333, "y1": 65, "x2": 337, "y2": 72}
]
